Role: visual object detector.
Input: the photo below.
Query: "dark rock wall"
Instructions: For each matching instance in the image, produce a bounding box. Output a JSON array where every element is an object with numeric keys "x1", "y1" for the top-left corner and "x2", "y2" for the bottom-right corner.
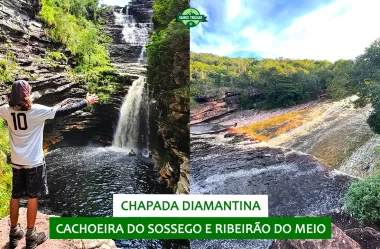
[
  {"x1": 0, "y1": 0, "x2": 135, "y2": 148},
  {"x1": 127, "y1": 0, "x2": 154, "y2": 23}
]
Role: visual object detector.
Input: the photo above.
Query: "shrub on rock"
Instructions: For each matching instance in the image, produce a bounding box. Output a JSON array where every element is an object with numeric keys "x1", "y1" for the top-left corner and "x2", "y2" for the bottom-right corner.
[{"x1": 345, "y1": 173, "x2": 380, "y2": 224}]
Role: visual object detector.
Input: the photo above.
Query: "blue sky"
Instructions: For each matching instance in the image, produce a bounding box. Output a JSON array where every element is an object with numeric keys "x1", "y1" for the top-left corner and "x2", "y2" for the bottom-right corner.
[
  {"x1": 100, "y1": 0, "x2": 129, "y2": 6},
  {"x1": 191, "y1": 0, "x2": 380, "y2": 61}
]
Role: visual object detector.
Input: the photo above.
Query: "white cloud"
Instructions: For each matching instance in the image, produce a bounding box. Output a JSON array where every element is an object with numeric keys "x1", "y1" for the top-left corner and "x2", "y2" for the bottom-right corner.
[
  {"x1": 191, "y1": 38, "x2": 238, "y2": 56},
  {"x1": 190, "y1": 3, "x2": 240, "y2": 55},
  {"x1": 193, "y1": 0, "x2": 380, "y2": 61},
  {"x1": 227, "y1": 0, "x2": 242, "y2": 19}
]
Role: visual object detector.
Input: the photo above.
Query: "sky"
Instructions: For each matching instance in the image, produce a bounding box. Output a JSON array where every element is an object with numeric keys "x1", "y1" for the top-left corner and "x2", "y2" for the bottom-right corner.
[
  {"x1": 100, "y1": 0, "x2": 129, "y2": 7},
  {"x1": 191, "y1": 0, "x2": 380, "y2": 61}
]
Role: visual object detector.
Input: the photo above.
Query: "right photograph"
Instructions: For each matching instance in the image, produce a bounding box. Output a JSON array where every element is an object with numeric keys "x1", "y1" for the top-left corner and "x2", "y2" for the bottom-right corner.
[{"x1": 190, "y1": 0, "x2": 380, "y2": 249}]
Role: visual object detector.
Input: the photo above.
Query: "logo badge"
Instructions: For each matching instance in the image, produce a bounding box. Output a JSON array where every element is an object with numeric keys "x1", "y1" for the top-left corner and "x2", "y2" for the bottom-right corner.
[{"x1": 176, "y1": 8, "x2": 207, "y2": 28}]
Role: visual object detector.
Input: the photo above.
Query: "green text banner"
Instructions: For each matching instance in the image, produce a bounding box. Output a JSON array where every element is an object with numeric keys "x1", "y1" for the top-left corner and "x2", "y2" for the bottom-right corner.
[{"x1": 50, "y1": 217, "x2": 331, "y2": 240}]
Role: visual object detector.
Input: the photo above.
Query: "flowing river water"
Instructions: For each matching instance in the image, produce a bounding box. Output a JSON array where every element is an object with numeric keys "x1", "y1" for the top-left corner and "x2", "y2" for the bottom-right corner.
[{"x1": 190, "y1": 96, "x2": 372, "y2": 249}]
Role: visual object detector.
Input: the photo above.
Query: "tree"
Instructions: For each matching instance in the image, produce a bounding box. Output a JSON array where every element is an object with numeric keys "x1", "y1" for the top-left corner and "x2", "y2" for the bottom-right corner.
[{"x1": 327, "y1": 59, "x2": 354, "y2": 99}]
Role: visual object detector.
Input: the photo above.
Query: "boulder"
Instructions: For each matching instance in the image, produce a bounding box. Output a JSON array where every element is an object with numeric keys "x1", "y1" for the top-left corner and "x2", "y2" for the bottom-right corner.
[
  {"x1": 344, "y1": 227, "x2": 380, "y2": 249},
  {"x1": 269, "y1": 224, "x2": 360, "y2": 249}
]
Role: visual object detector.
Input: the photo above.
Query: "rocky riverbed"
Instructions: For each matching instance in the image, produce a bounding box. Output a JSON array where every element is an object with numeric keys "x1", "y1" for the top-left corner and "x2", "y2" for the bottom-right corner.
[{"x1": 190, "y1": 96, "x2": 380, "y2": 248}]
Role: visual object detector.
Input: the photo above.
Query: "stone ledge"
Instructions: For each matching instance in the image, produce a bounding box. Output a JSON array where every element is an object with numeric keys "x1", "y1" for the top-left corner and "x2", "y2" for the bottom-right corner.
[{"x1": 0, "y1": 208, "x2": 118, "y2": 249}]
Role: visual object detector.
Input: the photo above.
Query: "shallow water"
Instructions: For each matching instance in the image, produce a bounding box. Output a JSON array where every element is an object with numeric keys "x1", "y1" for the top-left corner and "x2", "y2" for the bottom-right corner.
[
  {"x1": 190, "y1": 123, "x2": 230, "y2": 135},
  {"x1": 190, "y1": 131, "x2": 354, "y2": 249}
]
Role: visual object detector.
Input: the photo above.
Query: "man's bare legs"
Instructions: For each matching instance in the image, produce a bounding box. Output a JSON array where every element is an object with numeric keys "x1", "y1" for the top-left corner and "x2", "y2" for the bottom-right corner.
[
  {"x1": 10, "y1": 197, "x2": 38, "y2": 228},
  {"x1": 27, "y1": 198, "x2": 38, "y2": 229},
  {"x1": 10, "y1": 198, "x2": 20, "y2": 227}
]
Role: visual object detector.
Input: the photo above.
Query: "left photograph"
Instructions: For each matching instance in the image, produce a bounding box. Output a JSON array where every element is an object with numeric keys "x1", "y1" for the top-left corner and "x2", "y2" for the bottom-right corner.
[{"x1": 0, "y1": 0, "x2": 189, "y2": 248}]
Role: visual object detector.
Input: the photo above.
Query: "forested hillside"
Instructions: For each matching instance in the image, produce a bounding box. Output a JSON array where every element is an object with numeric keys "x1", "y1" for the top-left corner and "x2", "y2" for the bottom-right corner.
[
  {"x1": 191, "y1": 53, "x2": 351, "y2": 108},
  {"x1": 191, "y1": 39, "x2": 380, "y2": 133}
]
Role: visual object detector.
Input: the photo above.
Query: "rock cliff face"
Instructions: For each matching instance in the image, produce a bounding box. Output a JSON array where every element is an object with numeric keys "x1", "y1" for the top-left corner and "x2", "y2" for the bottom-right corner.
[
  {"x1": 0, "y1": 0, "x2": 87, "y2": 147},
  {"x1": 127, "y1": 1, "x2": 154, "y2": 23},
  {"x1": 0, "y1": 0, "x2": 142, "y2": 148},
  {"x1": 0, "y1": 0, "x2": 72, "y2": 102},
  {"x1": 190, "y1": 93, "x2": 239, "y2": 124},
  {"x1": 158, "y1": 50, "x2": 190, "y2": 194}
]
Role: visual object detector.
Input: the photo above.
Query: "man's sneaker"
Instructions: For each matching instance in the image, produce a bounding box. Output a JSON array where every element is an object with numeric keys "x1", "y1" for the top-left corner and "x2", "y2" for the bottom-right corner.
[
  {"x1": 9, "y1": 224, "x2": 25, "y2": 249},
  {"x1": 25, "y1": 227, "x2": 48, "y2": 249}
]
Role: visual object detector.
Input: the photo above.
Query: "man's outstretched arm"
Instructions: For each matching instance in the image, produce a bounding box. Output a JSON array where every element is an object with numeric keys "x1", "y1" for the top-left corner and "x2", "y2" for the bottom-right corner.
[{"x1": 55, "y1": 94, "x2": 99, "y2": 118}]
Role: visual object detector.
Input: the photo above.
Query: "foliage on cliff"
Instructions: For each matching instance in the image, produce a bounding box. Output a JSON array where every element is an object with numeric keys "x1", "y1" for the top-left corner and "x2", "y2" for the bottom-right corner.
[
  {"x1": 147, "y1": 0, "x2": 189, "y2": 138},
  {"x1": 146, "y1": 0, "x2": 189, "y2": 191},
  {"x1": 345, "y1": 173, "x2": 380, "y2": 224},
  {"x1": 40, "y1": 0, "x2": 110, "y2": 67},
  {"x1": 39, "y1": 0, "x2": 117, "y2": 102},
  {"x1": 191, "y1": 53, "x2": 357, "y2": 109},
  {"x1": 350, "y1": 39, "x2": 380, "y2": 134},
  {"x1": 0, "y1": 120, "x2": 11, "y2": 219}
]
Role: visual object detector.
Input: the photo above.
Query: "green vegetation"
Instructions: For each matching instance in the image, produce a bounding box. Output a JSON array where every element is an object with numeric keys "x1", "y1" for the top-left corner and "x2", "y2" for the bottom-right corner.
[
  {"x1": 0, "y1": 51, "x2": 17, "y2": 87},
  {"x1": 147, "y1": 0, "x2": 190, "y2": 142},
  {"x1": 147, "y1": 0, "x2": 189, "y2": 190},
  {"x1": 0, "y1": 119, "x2": 11, "y2": 219},
  {"x1": 191, "y1": 38, "x2": 380, "y2": 135},
  {"x1": 326, "y1": 60, "x2": 354, "y2": 99},
  {"x1": 39, "y1": 0, "x2": 117, "y2": 103},
  {"x1": 345, "y1": 174, "x2": 380, "y2": 224},
  {"x1": 351, "y1": 39, "x2": 380, "y2": 134},
  {"x1": 46, "y1": 51, "x2": 68, "y2": 64},
  {"x1": 345, "y1": 146, "x2": 380, "y2": 225},
  {"x1": 40, "y1": 0, "x2": 109, "y2": 66},
  {"x1": 147, "y1": 0, "x2": 189, "y2": 113},
  {"x1": 191, "y1": 53, "x2": 342, "y2": 109}
]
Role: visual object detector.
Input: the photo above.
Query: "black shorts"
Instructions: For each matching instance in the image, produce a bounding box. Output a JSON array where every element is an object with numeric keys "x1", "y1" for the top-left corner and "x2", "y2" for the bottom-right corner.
[{"x1": 12, "y1": 163, "x2": 49, "y2": 199}]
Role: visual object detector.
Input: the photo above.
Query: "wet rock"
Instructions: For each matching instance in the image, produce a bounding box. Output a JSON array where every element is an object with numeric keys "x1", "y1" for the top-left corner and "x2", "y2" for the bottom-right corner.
[
  {"x1": 0, "y1": 208, "x2": 118, "y2": 249},
  {"x1": 269, "y1": 224, "x2": 360, "y2": 249},
  {"x1": 173, "y1": 149, "x2": 190, "y2": 195},
  {"x1": 191, "y1": 132, "x2": 356, "y2": 248},
  {"x1": 129, "y1": 149, "x2": 137, "y2": 156},
  {"x1": 172, "y1": 111, "x2": 189, "y2": 123},
  {"x1": 127, "y1": 1, "x2": 154, "y2": 23},
  {"x1": 190, "y1": 101, "x2": 237, "y2": 125},
  {"x1": 160, "y1": 162, "x2": 174, "y2": 179},
  {"x1": 344, "y1": 227, "x2": 380, "y2": 249},
  {"x1": 170, "y1": 102, "x2": 189, "y2": 113},
  {"x1": 224, "y1": 132, "x2": 234, "y2": 138}
]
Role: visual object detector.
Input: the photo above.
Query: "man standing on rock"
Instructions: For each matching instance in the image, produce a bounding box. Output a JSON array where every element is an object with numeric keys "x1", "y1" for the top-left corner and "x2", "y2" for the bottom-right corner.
[{"x1": 0, "y1": 80, "x2": 98, "y2": 249}]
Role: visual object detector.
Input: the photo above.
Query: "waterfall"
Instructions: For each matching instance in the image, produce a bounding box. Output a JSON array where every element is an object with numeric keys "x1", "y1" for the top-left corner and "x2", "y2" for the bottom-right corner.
[
  {"x1": 113, "y1": 77, "x2": 149, "y2": 156},
  {"x1": 138, "y1": 46, "x2": 147, "y2": 63},
  {"x1": 111, "y1": 4, "x2": 152, "y2": 156},
  {"x1": 113, "y1": 5, "x2": 151, "y2": 63}
]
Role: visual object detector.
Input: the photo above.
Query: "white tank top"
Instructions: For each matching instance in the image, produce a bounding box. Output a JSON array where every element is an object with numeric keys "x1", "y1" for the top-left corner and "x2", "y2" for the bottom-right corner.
[{"x1": 0, "y1": 104, "x2": 56, "y2": 167}]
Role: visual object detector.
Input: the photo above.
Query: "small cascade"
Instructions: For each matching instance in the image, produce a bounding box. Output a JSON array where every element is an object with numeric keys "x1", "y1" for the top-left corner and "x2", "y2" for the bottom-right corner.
[
  {"x1": 113, "y1": 77, "x2": 150, "y2": 156},
  {"x1": 138, "y1": 46, "x2": 147, "y2": 63},
  {"x1": 113, "y1": 6, "x2": 151, "y2": 63}
]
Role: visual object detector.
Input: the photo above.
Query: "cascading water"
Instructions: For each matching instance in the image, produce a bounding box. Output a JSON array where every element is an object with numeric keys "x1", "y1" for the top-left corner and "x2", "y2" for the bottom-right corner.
[
  {"x1": 138, "y1": 46, "x2": 147, "y2": 63},
  {"x1": 111, "y1": 3, "x2": 152, "y2": 156},
  {"x1": 113, "y1": 7, "x2": 151, "y2": 63},
  {"x1": 113, "y1": 76, "x2": 149, "y2": 156}
]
